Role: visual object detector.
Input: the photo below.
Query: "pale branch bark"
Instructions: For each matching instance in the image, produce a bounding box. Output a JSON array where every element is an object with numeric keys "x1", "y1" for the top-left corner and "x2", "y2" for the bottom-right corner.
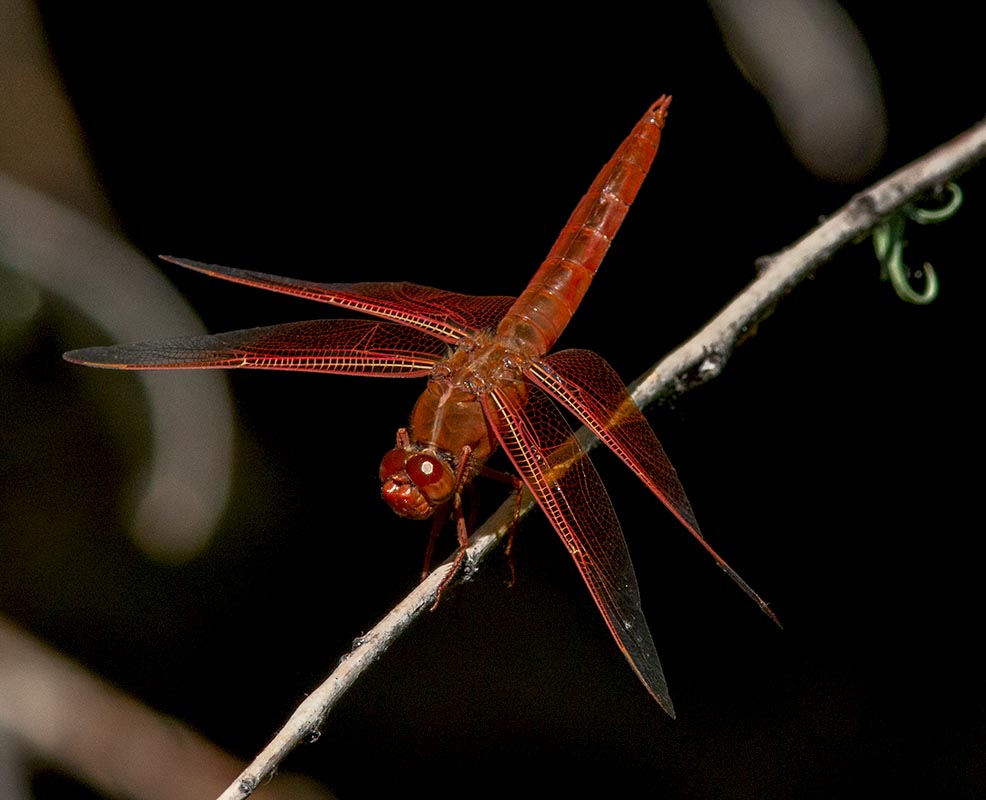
[{"x1": 218, "y1": 113, "x2": 986, "y2": 799}]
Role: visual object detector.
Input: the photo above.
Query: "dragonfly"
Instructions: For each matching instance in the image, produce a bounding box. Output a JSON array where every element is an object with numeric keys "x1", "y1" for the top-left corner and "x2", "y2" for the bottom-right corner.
[{"x1": 65, "y1": 96, "x2": 777, "y2": 716}]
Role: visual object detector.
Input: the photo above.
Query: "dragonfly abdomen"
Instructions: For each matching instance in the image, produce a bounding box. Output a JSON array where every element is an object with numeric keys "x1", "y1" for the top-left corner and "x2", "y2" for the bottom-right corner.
[{"x1": 496, "y1": 96, "x2": 671, "y2": 355}]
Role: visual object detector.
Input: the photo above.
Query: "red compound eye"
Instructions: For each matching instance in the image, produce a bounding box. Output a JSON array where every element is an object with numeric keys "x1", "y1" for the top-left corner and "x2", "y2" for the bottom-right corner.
[
  {"x1": 379, "y1": 449, "x2": 407, "y2": 481},
  {"x1": 405, "y1": 454, "x2": 443, "y2": 486}
]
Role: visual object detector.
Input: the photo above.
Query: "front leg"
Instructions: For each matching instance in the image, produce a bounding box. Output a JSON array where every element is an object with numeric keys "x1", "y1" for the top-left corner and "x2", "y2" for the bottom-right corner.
[{"x1": 430, "y1": 446, "x2": 474, "y2": 608}]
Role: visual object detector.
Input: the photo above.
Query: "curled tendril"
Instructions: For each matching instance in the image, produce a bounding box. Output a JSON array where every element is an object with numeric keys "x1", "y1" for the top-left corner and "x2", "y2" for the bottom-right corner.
[{"x1": 873, "y1": 182, "x2": 962, "y2": 304}]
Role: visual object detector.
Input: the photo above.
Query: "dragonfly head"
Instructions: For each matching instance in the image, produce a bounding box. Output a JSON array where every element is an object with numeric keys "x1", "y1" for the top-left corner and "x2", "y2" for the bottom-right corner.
[{"x1": 379, "y1": 447, "x2": 456, "y2": 519}]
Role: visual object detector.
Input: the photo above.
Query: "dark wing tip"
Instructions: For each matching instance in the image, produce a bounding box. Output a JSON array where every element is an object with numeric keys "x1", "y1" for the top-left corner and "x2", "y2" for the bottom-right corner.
[
  {"x1": 63, "y1": 347, "x2": 135, "y2": 369},
  {"x1": 159, "y1": 254, "x2": 210, "y2": 271}
]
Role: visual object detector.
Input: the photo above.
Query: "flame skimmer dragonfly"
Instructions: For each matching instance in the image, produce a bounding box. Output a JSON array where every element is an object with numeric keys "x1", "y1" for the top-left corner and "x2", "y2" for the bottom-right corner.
[{"x1": 65, "y1": 96, "x2": 776, "y2": 716}]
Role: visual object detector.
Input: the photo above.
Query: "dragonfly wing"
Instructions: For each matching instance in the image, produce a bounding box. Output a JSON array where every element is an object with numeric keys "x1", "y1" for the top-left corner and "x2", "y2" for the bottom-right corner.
[
  {"x1": 64, "y1": 319, "x2": 445, "y2": 377},
  {"x1": 531, "y1": 349, "x2": 700, "y2": 530},
  {"x1": 532, "y1": 349, "x2": 779, "y2": 625},
  {"x1": 483, "y1": 381, "x2": 674, "y2": 716},
  {"x1": 161, "y1": 256, "x2": 516, "y2": 342}
]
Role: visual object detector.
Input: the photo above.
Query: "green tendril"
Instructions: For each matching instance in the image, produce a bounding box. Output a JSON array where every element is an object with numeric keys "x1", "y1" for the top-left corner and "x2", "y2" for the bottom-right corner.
[{"x1": 873, "y1": 182, "x2": 961, "y2": 305}]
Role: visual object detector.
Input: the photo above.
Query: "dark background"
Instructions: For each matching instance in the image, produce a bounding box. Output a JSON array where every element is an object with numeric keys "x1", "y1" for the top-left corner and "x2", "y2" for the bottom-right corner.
[{"x1": 3, "y1": 3, "x2": 981, "y2": 797}]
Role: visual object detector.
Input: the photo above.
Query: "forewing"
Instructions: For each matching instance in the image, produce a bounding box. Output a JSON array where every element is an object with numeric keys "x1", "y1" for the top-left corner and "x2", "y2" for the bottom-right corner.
[
  {"x1": 161, "y1": 256, "x2": 516, "y2": 342},
  {"x1": 532, "y1": 349, "x2": 778, "y2": 624},
  {"x1": 63, "y1": 319, "x2": 445, "y2": 377},
  {"x1": 483, "y1": 381, "x2": 674, "y2": 715}
]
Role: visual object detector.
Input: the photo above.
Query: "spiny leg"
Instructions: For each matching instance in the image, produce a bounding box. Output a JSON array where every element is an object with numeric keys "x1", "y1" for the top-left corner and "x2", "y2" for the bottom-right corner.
[
  {"x1": 430, "y1": 446, "x2": 474, "y2": 609},
  {"x1": 420, "y1": 508, "x2": 446, "y2": 580},
  {"x1": 479, "y1": 466, "x2": 524, "y2": 586}
]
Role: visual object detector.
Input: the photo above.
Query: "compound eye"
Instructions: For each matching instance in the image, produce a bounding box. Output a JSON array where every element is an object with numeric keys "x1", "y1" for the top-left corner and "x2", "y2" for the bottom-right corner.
[
  {"x1": 379, "y1": 449, "x2": 407, "y2": 481},
  {"x1": 405, "y1": 454, "x2": 444, "y2": 487}
]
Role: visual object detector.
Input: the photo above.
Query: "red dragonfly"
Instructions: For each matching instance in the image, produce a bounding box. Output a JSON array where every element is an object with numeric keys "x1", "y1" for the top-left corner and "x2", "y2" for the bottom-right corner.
[{"x1": 65, "y1": 96, "x2": 776, "y2": 716}]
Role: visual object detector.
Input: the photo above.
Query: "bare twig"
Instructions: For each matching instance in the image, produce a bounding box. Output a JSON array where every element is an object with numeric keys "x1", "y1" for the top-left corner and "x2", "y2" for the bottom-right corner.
[{"x1": 219, "y1": 114, "x2": 986, "y2": 799}]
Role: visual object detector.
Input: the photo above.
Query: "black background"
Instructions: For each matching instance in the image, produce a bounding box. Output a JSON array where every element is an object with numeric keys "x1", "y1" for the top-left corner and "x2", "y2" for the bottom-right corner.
[{"x1": 3, "y1": 3, "x2": 982, "y2": 797}]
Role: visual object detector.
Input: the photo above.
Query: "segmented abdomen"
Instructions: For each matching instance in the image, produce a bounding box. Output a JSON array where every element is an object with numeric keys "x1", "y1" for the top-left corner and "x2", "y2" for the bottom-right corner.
[{"x1": 496, "y1": 95, "x2": 671, "y2": 355}]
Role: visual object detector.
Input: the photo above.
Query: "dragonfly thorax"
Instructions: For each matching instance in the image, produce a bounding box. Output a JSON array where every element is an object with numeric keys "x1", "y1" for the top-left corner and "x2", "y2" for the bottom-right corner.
[{"x1": 433, "y1": 334, "x2": 528, "y2": 394}]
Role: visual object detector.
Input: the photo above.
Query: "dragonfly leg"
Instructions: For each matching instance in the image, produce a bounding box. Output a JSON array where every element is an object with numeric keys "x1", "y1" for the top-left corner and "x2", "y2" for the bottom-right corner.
[
  {"x1": 431, "y1": 446, "x2": 475, "y2": 609},
  {"x1": 431, "y1": 489, "x2": 470, "y2": 609},
  {"x1": 395, "y1": 427, "x2": 411, "y2": 449},
  {"x1": 479, "y1": 466, "x2": 524, "y2": 586},
  {"x1": 503, "y1": 489, "x2": 524, "y2": 587},
  {"x1": 420, "y1": 509, "x2": 446, "y2": 580}
]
